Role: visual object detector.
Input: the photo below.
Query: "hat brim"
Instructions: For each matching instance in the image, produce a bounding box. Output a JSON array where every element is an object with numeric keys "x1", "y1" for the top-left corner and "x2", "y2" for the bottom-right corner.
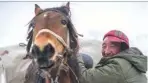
[{"x1": 105, "y1": 36, "x2": 124, "y2": 43}]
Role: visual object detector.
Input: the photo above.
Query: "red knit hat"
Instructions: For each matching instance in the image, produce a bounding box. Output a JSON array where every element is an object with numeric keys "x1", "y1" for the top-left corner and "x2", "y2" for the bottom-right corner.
[{"x1": 103, "y1": 30, "x2": 129, "y2": 48}]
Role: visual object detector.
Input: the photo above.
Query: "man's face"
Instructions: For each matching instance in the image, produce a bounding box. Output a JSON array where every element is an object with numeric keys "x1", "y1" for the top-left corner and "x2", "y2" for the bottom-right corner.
[{"x1": 102, "y1": 37, "x2": 121, "y2": 57}]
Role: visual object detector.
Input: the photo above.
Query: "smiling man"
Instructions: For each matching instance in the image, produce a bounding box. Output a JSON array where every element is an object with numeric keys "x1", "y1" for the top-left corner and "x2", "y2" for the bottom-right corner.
[{"x1": 78, "y1": 30, "x2": 147, "y2": 83}]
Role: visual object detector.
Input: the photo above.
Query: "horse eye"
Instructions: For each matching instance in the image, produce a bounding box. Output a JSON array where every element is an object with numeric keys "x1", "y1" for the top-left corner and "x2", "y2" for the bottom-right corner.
[
  {"x1": 61, "y1": 20, "x2": 67, "y2": 25},
  {"x1": 32, "y1": 23, "x2": 35, "y2": 28}
]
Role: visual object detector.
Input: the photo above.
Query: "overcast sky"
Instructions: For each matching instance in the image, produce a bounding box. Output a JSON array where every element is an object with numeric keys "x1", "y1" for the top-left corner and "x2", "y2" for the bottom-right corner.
[{"x1": 0, "y1": 2, "x2": 148, "y2": 54}]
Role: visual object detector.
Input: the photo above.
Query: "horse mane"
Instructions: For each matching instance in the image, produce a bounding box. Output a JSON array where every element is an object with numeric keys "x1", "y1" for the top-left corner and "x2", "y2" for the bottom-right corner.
[{"x1": 25, "y1": 5, "x2": 80, "y2": 83}]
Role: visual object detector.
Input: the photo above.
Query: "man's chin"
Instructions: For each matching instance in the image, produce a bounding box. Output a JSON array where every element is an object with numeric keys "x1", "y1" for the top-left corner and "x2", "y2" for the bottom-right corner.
[{"x1": 102, "y1": 54, "x2": 114, "y2": 57}]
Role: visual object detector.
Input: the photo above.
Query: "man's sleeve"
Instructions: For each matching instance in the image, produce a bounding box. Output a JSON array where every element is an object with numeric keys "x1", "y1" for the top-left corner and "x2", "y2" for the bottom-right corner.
[{"x1": 77, "y1": 55, "x2": 123, "y2": 83}]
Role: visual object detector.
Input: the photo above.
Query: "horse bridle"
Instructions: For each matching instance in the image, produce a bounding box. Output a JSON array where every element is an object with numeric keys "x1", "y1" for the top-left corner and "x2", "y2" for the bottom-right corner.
[
  {"x1": 40, "y1": 61, "x2": 79, "y2": 83},
  {"x1": 30, "y1": 9, "x2": 80, "y2": 83},
  {"x1": 32, "y1": 29, "x2": 79, "y2": 83},
  {"x1": 35, "y1": 54, "x2": 67, "y2": 83},
  {"x1": 25, "y1": 8, "x2": 83, "y2": 59}
]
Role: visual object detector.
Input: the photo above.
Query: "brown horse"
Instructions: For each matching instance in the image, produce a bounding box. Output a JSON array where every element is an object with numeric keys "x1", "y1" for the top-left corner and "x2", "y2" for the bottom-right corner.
[{"x1": 24, "y1": 2, "x2": 81, "y2": 83}]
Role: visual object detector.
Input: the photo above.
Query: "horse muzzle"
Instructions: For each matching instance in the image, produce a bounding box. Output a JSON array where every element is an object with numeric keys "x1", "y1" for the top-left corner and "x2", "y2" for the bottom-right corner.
[
  {"x1": 31, "y1": 44, "x2": 55, "y2": 69},
  {"x1": 37, "y1": 58, "x2": 55, "y2": 69}
]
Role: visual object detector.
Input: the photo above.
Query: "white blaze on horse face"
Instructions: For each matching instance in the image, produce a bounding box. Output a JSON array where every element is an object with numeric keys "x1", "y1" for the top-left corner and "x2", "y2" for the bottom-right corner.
[
  {"x1": 44, "y1": 13, "x2": 48, "y2": 18},
  {"x1": 43, "y1": 11, "x2": 57, "y2": 18}
]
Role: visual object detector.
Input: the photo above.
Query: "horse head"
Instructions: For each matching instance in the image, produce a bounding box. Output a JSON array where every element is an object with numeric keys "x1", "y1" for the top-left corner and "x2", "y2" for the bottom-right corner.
[{"x1": 25, "y1": 2, "x2": 80, "y2": 83}]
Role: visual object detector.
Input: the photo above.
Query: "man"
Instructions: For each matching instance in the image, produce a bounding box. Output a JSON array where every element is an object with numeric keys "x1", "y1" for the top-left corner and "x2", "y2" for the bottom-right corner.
[{"x1": 78, "y1": 30, "x2": 147, "y2": 83}]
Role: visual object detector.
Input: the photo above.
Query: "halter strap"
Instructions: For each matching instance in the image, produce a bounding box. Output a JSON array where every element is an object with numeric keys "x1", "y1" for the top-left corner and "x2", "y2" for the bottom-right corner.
[
  {"x1": 37, "y1": 56, "x2": 67, "y2": 83},
  {"x1": 35, "y1": 29, "x2": 71, "y2": 52}
]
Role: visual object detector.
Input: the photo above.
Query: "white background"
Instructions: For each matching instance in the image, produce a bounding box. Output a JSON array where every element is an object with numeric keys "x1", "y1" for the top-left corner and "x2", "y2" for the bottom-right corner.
[{"x1": 0, "y1": 1, "x2": 148, "y2": 55}]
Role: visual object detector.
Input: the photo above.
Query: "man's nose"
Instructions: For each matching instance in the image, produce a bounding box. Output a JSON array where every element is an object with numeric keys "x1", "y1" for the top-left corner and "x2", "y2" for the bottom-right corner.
[{"x1": 104, "y1": 47, "x2": 112, "y2": 56}]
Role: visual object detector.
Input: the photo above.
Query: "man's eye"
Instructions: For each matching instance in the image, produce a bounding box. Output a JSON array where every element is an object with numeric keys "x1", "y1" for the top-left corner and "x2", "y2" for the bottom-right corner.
[
  {"x1": 102, "y1": 45, "x2": 106, "y2": 48},
  {"x1": 110, "y1": 44, "x2": 116, "y2": 47}
]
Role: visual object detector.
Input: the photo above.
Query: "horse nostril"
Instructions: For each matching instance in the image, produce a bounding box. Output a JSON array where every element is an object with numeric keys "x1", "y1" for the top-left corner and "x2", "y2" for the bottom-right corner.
[
  {"x1": 31, "y1": 45, "x2": 40, "y2": 57},
  {"x1": 43, "y1": 44, "x2": 55, "y2": 58},
  {"x1": 31, "y1": 44, "x2": 55, "y2": 59}
]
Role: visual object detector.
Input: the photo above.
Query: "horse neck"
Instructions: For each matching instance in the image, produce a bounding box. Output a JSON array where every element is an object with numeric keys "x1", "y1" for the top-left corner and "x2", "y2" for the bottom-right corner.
[
  {"x1": 49, "y1": 68, "x2": 71, "y2": 83},
  {"x1": 66, "y1": 54, "x2": 80, "y2": 83},
  {"x1": 48, "y1": 55, "x2": 79, "y2": 83},
  {"x1": 59, "y1": 71, "x2": 71, "y2": 83}
]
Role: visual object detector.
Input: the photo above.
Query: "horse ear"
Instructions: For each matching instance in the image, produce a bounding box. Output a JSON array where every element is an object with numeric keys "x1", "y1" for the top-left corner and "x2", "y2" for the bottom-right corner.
[
  {"x1": 65, "y1": 2, "x2": 70, "y2": 11},
  {"x1": 35, "y1": 4, "x2": 43, "y2": 15}
]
